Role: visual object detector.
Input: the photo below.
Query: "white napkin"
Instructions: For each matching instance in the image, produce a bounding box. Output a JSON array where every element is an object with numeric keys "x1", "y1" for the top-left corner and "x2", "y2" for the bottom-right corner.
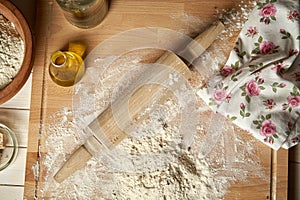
[{"x1": 198, "y1": 0, "x2": 300, "y2": 150}]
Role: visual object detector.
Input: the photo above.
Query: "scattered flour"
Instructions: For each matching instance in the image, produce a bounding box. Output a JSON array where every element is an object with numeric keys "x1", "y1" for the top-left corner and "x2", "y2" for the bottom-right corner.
[
  {"x1": 170, "y1": 13, "x2": 208, "y2": 37},
  {"x1": 41, "y1": 101, "x2": 267, "y2": 199},
  {"x1": 0, "y1": 14, "x2": 24, "y2": 89},
  {"x1": 41, "y1": 52, "x2": 267, "y2": 199},
  {"x1": 169, "y1": 0, "x2": 257, "y2": 90},
  {"x1": 40, "y1": 1, "x2": 268, "y2": 199},
  {"x1": 216, "y1": 0, "x2": 256, "y2": 39}
]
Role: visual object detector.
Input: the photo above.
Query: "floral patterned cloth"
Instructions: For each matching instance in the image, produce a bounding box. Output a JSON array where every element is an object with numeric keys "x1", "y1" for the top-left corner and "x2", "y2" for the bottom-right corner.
[{"x1": 198, "y1": 0, "x2": 300, "y2": 150}]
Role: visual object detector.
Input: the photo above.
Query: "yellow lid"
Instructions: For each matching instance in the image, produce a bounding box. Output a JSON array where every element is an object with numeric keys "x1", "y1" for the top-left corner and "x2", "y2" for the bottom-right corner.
[{"x1": 68, "y1": 41, "x2": 86, "y2": 57}]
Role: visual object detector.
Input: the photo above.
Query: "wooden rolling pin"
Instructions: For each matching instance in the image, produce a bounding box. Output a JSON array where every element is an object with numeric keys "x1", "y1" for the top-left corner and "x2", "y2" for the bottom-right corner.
[{"x1": 54, "y1": 21, "x2": 224, "y2": 183}]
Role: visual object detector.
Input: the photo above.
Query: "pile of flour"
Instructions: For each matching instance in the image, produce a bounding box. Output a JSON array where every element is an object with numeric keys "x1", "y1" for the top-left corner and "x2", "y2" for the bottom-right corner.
[
  {"x1": 42, "y1": 101, "x2": 266, "y2": 199},
  {"x1": 103, "y1": 100, "x2": 231, "y2": 200},
  {"x1": 0, "y1": 14, "x2": 24, "y2": 89}
]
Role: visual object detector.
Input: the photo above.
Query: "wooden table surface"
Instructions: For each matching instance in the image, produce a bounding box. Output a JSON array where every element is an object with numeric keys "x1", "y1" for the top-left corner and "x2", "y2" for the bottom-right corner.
[
  {"x1": 0, "y1": 0, "x2": 295, "y2": 199},
  {"x1": 0, "y1": 74, "x2": 32, "y2": 199}
]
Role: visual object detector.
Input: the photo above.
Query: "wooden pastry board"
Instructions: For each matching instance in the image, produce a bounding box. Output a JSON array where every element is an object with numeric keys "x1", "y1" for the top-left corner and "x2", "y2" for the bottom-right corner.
[{"x1": 24, "y1": 0, "x2": 289, "y2": 199}]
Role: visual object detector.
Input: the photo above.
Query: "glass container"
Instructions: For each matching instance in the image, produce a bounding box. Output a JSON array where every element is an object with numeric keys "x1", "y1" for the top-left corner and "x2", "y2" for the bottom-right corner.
[
  {"x1": 55, "y1": 0, "x2": 108, "y2": 29},
  {"x1": 0, "y1": 123, "x2": 18, "y2": 171}
]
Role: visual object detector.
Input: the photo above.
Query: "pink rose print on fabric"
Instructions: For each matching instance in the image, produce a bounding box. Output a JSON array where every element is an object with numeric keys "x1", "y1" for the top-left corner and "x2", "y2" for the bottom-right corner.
[
  {"x1": 260, "y1": 120, "x2": 277, "y2": 137},
  {"x1": 289, "y1": 49, "x2": 299, "y2": 57},
  {"x1": 212, "y1": 89, "x2": 227, "y2": 103},
  {"x1": 208, "y1": 83, "x2": 231, "y2": 106},
  {"x1": 246, "y1": 26, "x2": 259, "y2": 37},
  {"x1": 271, "y1": 63, "x2": 284, "y2": 71},
  {"x1": 282, "y1": 86, "x2": 300, "y2": 112},
  {"x1": 240, "y1": 77, "x2": 265, "y2": 103},
  {"x1": 271, "y1": 62, "x2": 288, "y2": 74},
  {"x1": 246, "y1": 79, "x2": 261, "y2": 96},
  {"x1": 240, "y1": 102, "x2": 245, "y2": 109},
  {"x1": 279, "y1": 29, "x2": 291, "y2": 39},
  {"x1": 271, "y1": 82, "x2": 286, "y2": 93},
  {"x1": 263, "y1": 99, "x2": 276, "y2": 110},
  {"x1": 221, "y1": 65, "x2": 235, "y2": 77},
  {"x1": 287, "y1": 96, "x2": 300, "y2": 107},
  {"x1": 203, "y1": 0, "x2": 300, "y2": 149},
  {"x1": 225, "y1": 93, "x2": 232, "y2": 102},
  {"x1": 286, "y1": 121, "x2": 300, "y2": 144},
  {"x1": 240, "y1": 102, "x2": 251, "y2": 118},
  {"x1": 233, "y1": 42, "x2": 247, "y2": 59},
  {"x1": 287, "y1": 10, "x2": 299, "y2": 22},
  {"x1": 220, "y1": 61, "x2": 242, "y2": 81},
  {"x1": 259, "y1": 41, "x2": 276, "y2": 54},
  {"x1": 251, "y1": 36, "x2": 279, "y2": 55},
  {"x1": 253, "y1": 114, "x2": 279, "y2": 144},
  {"x1": 291, "y1": 134, "x2": 300, "y2": 144},
  {"x1": 257, "y1": 2, "x2": 277, "y2": 24},
  {"x1": 259, "y1": 4, "x2": 277, "y2": 18}
]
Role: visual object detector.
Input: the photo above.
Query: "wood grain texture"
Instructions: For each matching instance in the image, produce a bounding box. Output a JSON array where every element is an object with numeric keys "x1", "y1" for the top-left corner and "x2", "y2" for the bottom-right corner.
[
  {"x1": 54, "y1": 146, "x2": 92, "y2": 183},
  {"x1": 0, "y1": 186, "x2": 24, "y2": 199},
  {"x1": 289, "y1": 143, "x2": 300, "y2": 163},
  {"x1": 26, "y1": 0, "x2": 289, "y2": 199},
  {"x1": 0, "y1": 109, "x2": 30, "y2": 147},
  {"x1": 288, "y1": 162, "x2": 300, "y2": 200},
  {"x1": 289, "y1": 144, "x2": 300, "y2": 200},
  {"x1": 0, "y1": 148, "x2": 27, "y2": 185},
  {"x1": 271, "y1": 149, "x2": 289, "y2": 200},
  {"x1": 24, "y1": 0, "x2": 49, "y2": 199}
]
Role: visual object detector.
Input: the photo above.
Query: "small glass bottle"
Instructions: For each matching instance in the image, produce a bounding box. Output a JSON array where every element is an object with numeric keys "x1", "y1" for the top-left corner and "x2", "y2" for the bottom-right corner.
[{"x1": 49, "y1": 50, "x2": 85, "y2": 87}]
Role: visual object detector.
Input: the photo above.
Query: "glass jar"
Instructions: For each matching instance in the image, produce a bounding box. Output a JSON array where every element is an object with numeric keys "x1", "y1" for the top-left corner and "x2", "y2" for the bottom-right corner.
[
  {"x1": 0, "y1": 123, "x2": 18, "y2": 171},
  {"x1": 49, "y1": 51, "x2": 85, "y2": 87},
  {"x1": 55, "y1": 0, "x2": 108, "y2": 29}
]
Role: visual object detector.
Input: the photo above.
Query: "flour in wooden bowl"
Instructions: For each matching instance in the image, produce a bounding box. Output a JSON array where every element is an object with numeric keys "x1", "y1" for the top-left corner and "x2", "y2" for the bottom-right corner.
[{"x1": 0, "y1": 14, "x2": 24, "y2": 90}]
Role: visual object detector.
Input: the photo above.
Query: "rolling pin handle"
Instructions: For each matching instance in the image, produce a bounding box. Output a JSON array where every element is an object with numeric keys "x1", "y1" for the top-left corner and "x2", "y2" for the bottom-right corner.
[
  {"x1": 179, "y1": 20, "x2": 224, "y2": 66},
  {"x1": 54, "y1": 145, "x2": 93, "y2": 183}
]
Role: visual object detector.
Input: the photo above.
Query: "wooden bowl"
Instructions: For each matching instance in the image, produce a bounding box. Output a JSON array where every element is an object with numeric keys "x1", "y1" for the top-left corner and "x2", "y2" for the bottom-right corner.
[{"x1": 0, "y1": 0, "x2": 33, "y2": 104}]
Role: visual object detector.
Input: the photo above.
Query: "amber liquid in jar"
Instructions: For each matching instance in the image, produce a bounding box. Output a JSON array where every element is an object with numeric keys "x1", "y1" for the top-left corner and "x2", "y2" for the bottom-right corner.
[{"x1": 49, "y1": 51, "x2": 85, "y2": 87}]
